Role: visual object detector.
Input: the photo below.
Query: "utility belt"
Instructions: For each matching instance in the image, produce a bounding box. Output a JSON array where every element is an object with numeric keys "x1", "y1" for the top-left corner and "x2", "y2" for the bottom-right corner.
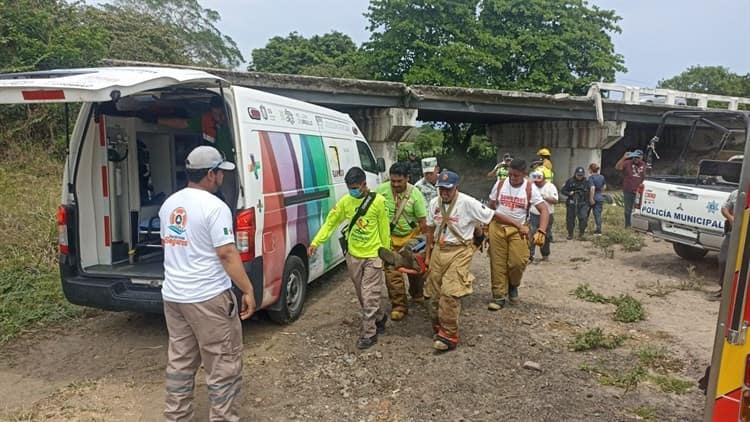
[
  {"x1": 436, "y1": 242, "x2": 470, "y2": 250},
  {"x1": 391, "y1": 228, "x2": 420, "y2": 250}
]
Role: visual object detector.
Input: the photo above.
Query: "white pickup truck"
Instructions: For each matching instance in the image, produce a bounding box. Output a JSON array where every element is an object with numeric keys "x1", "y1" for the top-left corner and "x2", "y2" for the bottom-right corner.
[{"x1": 631, "y1": 111, "x2": 744, "y2": 260}]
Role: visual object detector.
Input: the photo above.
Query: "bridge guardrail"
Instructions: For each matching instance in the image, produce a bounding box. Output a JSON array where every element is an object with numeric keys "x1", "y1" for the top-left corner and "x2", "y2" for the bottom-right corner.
[{"x1": 587, "y1": 82, "x2": 750, "y2": 125}]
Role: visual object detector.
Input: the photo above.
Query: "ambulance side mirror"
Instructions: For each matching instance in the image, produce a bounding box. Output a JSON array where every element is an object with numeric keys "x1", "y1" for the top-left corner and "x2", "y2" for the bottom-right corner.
[{"x1": 376, "y1": 158, "x2": 386, "y2": 173}]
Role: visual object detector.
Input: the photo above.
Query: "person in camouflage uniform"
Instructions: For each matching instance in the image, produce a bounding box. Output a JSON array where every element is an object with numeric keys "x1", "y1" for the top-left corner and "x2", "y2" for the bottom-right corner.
[{"x1": 415, "y1": 157, "x2": 439, "y2": 205}]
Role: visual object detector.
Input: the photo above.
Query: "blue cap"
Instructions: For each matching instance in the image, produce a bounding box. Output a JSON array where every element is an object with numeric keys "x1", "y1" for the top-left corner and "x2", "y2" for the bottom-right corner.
[
  {"x1": 628, "y1": 149, "x2": 644, "y2": 158},
  {"x1": 436, "y1": 170, "x2": 459, "y2": 188},
  {"x1": 575, "y1": 166, "x2": 586, "y2": 175}
]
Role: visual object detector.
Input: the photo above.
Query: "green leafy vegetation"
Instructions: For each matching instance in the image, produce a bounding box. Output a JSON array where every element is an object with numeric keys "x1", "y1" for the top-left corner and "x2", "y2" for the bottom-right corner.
[
  {"x1": 571, "y1": 328, "x2": 625, "y2": 351},
  {"x1": 581, "y1": 346, "x2": 690, "y2": 395},
  {"x1": 610, "y1": 294, "x2": 646, "y2": 323},
  {"x1": 631, "y1": 406, "x2": 658, "y2": 421},
  {"x1": 570, "y1": 285, "x2": 645, "y2": 323},
  {"x1": 637, "y1": 347, "x2": 685, "y2": 373},
  {"x1": 580, "y1": 363, "x2": 646, "y2": 392},
  {"x1": 572, "y1": 284, "x2": 610, "y2": 304},
  {"x1": 658, "y1": 65, "x2": 750, "y2": 107},
  {"x1": 648, "y1": 374, "x2": 693, "y2": 395},
  {"x1": 0, "y1": 145, "x2": 84, "y2": 344}
]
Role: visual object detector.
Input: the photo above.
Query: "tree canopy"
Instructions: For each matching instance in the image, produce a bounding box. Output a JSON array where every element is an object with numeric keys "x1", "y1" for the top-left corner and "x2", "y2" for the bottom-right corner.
[
  {"x1": 0, "y1": 0, "x2": 109, "y2": 72},
  {"x1": 249, "y1": 31, "x2": 369, "y2": 78},
  {"x1": 658, "y1": 66, "x2": 750, "y2": 98},
  {"x1": 363, "y1": 0, "x2": 626, "y2": 94},
  {"x1": 105, "y1": 0, "x2": 244, "y2": 68}
]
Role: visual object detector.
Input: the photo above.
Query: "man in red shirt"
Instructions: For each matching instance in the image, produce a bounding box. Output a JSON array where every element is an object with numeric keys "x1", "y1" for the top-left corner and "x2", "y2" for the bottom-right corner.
[{"x1": 615, "y1": 149, "x2": 646, "y2": 228}]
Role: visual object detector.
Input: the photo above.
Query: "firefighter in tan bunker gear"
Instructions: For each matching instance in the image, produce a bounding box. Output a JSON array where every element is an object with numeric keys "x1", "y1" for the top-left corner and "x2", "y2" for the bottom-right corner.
[
  {"x1": 425, "y1": 170, "x2": 542, "y2": 351},
  {"x1": 486, "y1": 159, "x2": 549, "y2": 311}
]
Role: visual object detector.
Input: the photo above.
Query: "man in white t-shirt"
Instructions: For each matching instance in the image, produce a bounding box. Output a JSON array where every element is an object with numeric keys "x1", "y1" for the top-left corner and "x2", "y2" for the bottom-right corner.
[
  {"x1": 486, "y1": 159, "x2": 549, "y2": 311},
  {"x1": 159, "y1": 145, "x2": 256, "y2": 422},
  {"x1": 528, "y1": 170, "x2": 558, "y2": 262},
  {"x1": 424, "y1": 170, "x2": 532, "y2": 351}
]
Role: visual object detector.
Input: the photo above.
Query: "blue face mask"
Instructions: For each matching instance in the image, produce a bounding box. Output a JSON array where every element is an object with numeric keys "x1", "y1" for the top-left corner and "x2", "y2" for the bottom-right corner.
[{"x1": 348, "y1": 188, "x2": 362, "y2": 198}]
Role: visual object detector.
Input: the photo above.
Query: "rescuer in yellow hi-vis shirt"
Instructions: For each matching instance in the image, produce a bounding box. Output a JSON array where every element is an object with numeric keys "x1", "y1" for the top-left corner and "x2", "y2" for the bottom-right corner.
[
  {"x1": 376, "y1": 162, "x2": 431, "y2": 322},
  {"x1": 308, "y1": 167, "x2": 390, "y2": 350}
]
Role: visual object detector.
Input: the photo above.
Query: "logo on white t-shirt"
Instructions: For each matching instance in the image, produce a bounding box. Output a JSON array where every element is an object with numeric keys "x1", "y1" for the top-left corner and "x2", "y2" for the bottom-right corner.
[{"x1": 168, "y1": 207, "x2": 188, "y2": 235}]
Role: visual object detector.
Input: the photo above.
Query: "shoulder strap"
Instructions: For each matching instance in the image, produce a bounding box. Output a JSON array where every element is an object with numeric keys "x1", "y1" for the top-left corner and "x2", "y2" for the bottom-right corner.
[
  {"x1": 435, "y1": 196, "x2": 470, "y2": 246},
  {"x1": 391, "y1": 184, "x2": 414, "y2": 228},
  {"x1": 526, "y1": 179, "x2": 533, "y2": 213},
  {"x1": 346, "y1": 192, "x2": 376, "y2": 239},
  {"x1": 494, "y1": 178, "x2": 506, "y2": 203}
]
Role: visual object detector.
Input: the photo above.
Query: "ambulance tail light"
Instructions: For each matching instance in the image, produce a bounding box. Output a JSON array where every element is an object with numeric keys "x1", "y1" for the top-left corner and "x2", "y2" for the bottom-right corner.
[
  {"x1": 745, "y1": 354, "x2": 750, "y2": 388},
  {"x1": 236, "y1": 208, "x2": 256, "y2": 262},
  {"x1": 57, "y1": 205, "x2": 70, "y2": 255},
  {"x1": 742, "y1": 390, "x2": 750, "y2": 421},
  {"x1": 634, "y1": 183, "x2": 645, "y2": 210}
]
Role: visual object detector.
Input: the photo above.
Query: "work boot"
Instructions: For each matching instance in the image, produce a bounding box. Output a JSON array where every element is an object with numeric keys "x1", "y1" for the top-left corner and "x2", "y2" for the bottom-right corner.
[
  {"x1": 433, "y1": 330, "x2": 458, "y2": 352},
  {"x1": 566, "y1": 234, "x2": 573, "y2": 240},
  {"x1": 357, "y1": 335, "x2": 377, "y2": 349},
  {"x1": 390, "y1": 309, "x2": 407, "y2": 321},
  {"x1": 375, "y1": 315, "x2": 388, "y2": 335},
  {"x1": 433, "y1": 339, "x2": 453, "y2": 351},
  {"x1": 487, "y1": 298, "x2": 507, "y2": 311},
  {"x1": 509, "y1": 287, "x2": 519, "y2": 302}
]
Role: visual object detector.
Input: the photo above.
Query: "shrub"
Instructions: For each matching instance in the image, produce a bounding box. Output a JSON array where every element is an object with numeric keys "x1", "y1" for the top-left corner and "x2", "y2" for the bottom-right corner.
[
  {"x1": 571, "y1": 328, "x2": 625, "y2": 351},
  {"x1": 610, "y1": 294, "x2": 646, "y2": 323}
]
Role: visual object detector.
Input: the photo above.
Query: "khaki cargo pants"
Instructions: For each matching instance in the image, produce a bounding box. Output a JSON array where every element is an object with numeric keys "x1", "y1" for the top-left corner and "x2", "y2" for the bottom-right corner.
[
  {"x1": 424, "y1": 243, "x2": 476, "y2": 341},
  {"x1": 385, "y1": 230, "x2": 424, "y2": 312},
  {"x1": 163, "y1": 289, "x2": 243, "y2": 422},
  {"x1": 488, "y1": 220, "x2": 530, "y2": 300},
  {"x1": 347, "y1": 254, "x2": 387, "y2": 339}
]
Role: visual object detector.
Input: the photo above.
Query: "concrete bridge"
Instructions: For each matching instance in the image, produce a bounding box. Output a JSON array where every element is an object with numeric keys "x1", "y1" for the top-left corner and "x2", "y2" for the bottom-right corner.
[{"x1": 107, "y1": 60, "x2": 750, "y2": 182}]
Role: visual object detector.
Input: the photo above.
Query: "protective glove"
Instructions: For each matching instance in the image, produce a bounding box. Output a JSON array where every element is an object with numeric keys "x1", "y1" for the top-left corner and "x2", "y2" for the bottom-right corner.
[{"x1": 532, "y1": 230, "x2": 546, "y2": 246}]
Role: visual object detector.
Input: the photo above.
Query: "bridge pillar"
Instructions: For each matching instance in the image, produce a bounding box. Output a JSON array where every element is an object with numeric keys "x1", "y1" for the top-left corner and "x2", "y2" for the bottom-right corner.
[
  {"x1": 487, "y1": 120, "x2": 626, "y2": 186},
  {"x1": 350, "y1": 108, "x2": 418, "y2": 172}
]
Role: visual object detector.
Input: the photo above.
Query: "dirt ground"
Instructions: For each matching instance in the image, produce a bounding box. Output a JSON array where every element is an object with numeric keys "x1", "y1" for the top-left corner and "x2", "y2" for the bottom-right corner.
[{"x1": 0, "y1": 232, "x2": 721, "y2": 421}]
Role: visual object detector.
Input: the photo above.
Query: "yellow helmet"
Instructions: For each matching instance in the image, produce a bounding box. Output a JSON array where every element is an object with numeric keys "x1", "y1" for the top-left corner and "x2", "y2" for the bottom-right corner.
[{"x1": 537, "y1": 148, "x2": 551, "y2": 157}]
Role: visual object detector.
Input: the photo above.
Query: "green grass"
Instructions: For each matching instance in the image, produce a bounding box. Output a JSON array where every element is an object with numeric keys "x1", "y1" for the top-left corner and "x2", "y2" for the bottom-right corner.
[
  {"x1": 610, "y1": 294, "x2": 646, "y2": 323},
  {"x1": 648, "y1": 374, "x2": 693, "y2": 394},
  {"x1": 637, "y1": 347, "x2": 685, "y2": 373},
  {"x1": 591, "y1": 200, "x2": 645, "y2": 252},
  {"x1": 571, "y1": 328, "x2": 625, "y2": 351},
  {"x1": 631, "y1": 406, "x2": 658, "y2": 422},
  {"x1": 0, "y1": 144, "x2": 83, "y2": 345},
  {"x1": 571, "y1": 284, "x2": 610, "y2": 304},
  {"x1": 570, "y1": 285, "x2": 646, "y2": 323},
  {"x1": 580, "y1": 345, "x2": 691, "y2": 396},
  {"x1": 580, "y1": 362, "x2": 647, "y2": 392}
]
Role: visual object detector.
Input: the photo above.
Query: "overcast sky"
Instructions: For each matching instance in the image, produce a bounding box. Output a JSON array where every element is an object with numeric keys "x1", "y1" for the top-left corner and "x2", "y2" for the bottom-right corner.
[{"x1": 202, "y1": 0, "x2": 749, "y2": 88}]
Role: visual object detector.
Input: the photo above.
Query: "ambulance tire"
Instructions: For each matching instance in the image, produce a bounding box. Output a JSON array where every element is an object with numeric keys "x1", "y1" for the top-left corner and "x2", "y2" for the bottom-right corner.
[
  {"x1": 672, "y1": 243, "x2": 708, "y2": 261},
  {"x1": 268, "y1": 255, "x2": 308, "y2": 324}
]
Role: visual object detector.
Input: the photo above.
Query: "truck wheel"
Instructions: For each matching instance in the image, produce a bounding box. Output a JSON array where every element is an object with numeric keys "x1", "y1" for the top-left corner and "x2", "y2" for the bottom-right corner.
[
  {"x1": 268, "y1": 255, "x2": 307, "y2": 324},
  {"x1": 673, "y1": 243, "x2": 708, "y2": 261}
]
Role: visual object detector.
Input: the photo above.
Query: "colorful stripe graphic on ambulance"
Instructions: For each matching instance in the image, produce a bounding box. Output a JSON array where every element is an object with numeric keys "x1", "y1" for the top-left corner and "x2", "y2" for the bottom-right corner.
[
  {"x1": 259, "y1": 131, "x2": 294, "y2": 303},
  {"x1": 299, "y1": 134, "x2": 336, "y2": 264},
  {"x1": 259, "y1": 131, "x2": 336, "y2": 305}
]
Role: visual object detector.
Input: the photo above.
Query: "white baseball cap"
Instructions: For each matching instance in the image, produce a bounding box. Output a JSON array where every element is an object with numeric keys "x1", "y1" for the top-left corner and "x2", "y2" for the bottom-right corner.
[
  {"x1": 185, "y1": 146, "x2": 235, "y2": 171},
  {"x1": 421, "y1": 157, "x2": 438, "y2": 173}
]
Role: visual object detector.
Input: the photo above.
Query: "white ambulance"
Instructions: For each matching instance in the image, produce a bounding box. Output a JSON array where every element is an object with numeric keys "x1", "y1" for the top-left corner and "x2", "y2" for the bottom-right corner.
[{"x1": 0, "y1": 67, "x2": 385, "y2": 323}]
